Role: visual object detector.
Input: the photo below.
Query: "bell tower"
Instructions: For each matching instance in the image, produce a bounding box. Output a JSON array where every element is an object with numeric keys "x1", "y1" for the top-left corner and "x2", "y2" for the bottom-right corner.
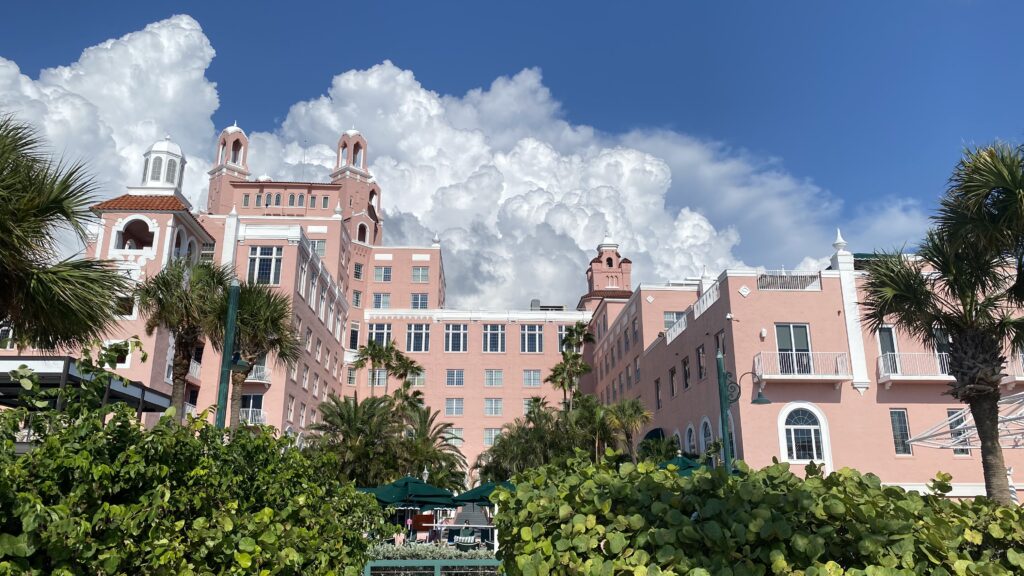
[
  {"x1": 577, "y1": 236, "x2": 633, "y2": 311},
  {"x1": 330, "y1": 128, "x2": 382, "y2": 245},
  {"x1": 206, "y1": 123, "x2": 251, "y2": 215}
]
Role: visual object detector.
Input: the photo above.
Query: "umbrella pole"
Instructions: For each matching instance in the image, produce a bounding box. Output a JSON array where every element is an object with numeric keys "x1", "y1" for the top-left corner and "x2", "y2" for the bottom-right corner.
[{"x1": 493, "y1": 503, "x2": 498, "y2": 553}]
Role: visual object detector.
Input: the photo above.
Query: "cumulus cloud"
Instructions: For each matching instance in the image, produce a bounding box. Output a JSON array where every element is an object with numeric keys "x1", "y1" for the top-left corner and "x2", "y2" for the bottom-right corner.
[{"x1": 0, "y1": 16, "x2": 930, "y2": 308}]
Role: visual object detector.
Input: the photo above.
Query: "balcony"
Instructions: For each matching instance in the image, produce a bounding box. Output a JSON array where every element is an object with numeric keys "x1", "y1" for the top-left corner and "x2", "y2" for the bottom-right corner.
[
  {"x1": 754, "y1": 351, "x2": 851, "y2": 387},
  {"x1": 1002, "y1": 354, "x2": 1024, "y2": 391},
  {"x1": 240, "y1": 408, "x2": 266, "y2": 425},
  {"x1": 184, "y1": 402, "x2": 197, "y2": 416},
  {"x1": 756, "y1": 270, "x2": 822, "y2": 291},
  {"x1": 187, "y1": 359, "x2": 202, "y2": 382},
  {"x1": 876, "y1": 353, "x2": 954, "y2": 388},
  {"x1": 246, "y1": 365, "x2": 270, "y2": 383}
]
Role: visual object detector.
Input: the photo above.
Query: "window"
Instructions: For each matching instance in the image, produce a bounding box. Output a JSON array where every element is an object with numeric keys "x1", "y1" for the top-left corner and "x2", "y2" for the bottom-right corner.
[
  {"x1": 484, "y1": 369, "x2": 503, "y2": 387},
  {"x1": 406, "y1": 323, "x2": 430, "y2": 352},
  {"x1": 367, "y1": 323, "x2": 391, "y2": 345},
  {"x1": 783, "y1": 408, "x2": 823, "y2": 462},
  {"x1": 524, "y1": 398, "x2": 536, "y2": 415},
  {"x1": 312, "y1": 373, "x2": 320, "y2": 396},
  {"x1": 632, "y1": 318, "x2": 639, "y2": 343},
  {"x1": 446, "y1": 369, "x2": 464, "y2": 387},
  {"x1": 445, "y1": 324, "x2": 468, "y2": 352},
  {"x1": 776, "y1": 324, "x2": 812, "y2": 375},
  {"x1": 682, "y1": 357, "x2": 691, "y2": 389},
  {"x1": 947, "y1": 409, "x2": 971, "y2": 455},
  {"x1": 374, "y1": 266, "x2": 392, "y2": 282},
  {"x1": 411, "y1": 293, "x2": 428, "y2": 309},
  {"x1": 322, "y1": 195, "x2": 329, "y2": 209},
  {"x1": 247, "y1": 246, "x2": 283, "y2": 284},
  {"x1": 371, "y1": 369, "x2": 388, "y2": 387},
  {"x1": 412, "y1": 266, "x2": 429, "y2": 283},
  {"x1": 408, "y1": 371, "x2": 426, "y2": 387},
  {"x1": 304, "y1": 329, "x2": 313, "y2": 352},
  {"x1": 353, "y1": 263, "x2": 364, "y2": 280},
  {"x1": 623, "y1": 328, "x2": 630, "y2": 352},
  {"x1": 484, "y1": 428, "x2": 501, "y2": 446},
  {"x1": 878, "y1": 326, "x2": 899, "y2": 374},
  {"x1": 287, "y1": 395, "x2": 295, "y2": 422},
  {"x1": 655, "y1": 379, "x2": 662, "y2": 410},
  {"x1": 520, "y1": 324, "x2": 544, "y2": 353},
  {"x1": 483, "y1": 324, "x2": 505, "y2": 353},
  {"x1": 273, "y1": 193, "x2": 281, "y2": 206},
  {"x1": 625, "y1": 368, "x2": 632, "y2": 389},
  {"x1": 315, "y1": 339, "x2": 323, "y2": 362},
  {"x1": 372, "y1": 293, "x2": 390, "y2": 309},
  {"x1": 200, "y1": 242, "x2": 215, "y2": 263},
  {"x1": 349, "y1": 321, "x2": 360, "y2": 350},
  {"x1": 318, "y1": 285, "x2": 327, "y2": 319},
  {"x1": 357, "y1": 224, "x2": 367, "y2": 242},
  {"x1": 347, "y1": 367, "x2": 357, "y2": 386},
  {"x1": 445, "y1": 398, "x2": 464, "y2": 417},
  {"x1": 700, "y1": 420, "x2": 714, "y2": 453},
  {"x1": 485, "y1": 398, "x2": 503, "y2": 416},
  {"x1": 115, "y1": 295, "x2": 135, "y2": 317},
  {"x1": 447, "y1": 428, "x2": 464, "y2": 447},
  {"x1": 669, "y1": 367, "x2": 677, "y2": 397},
  {"x1": 686, "y1": 426, "x2": 697, "y2": 454},
  {"x1": 558, "y1": 325, "x2": 569, "y2": 352},
  {"x1": 890, "y1": 409, "x2": 912, "y2": 455},
  {"x1": 255, "y1": 193, "x2": 263, "y2": 207},
  {"x1": 715, "y1": 330, "x2": 727, "y2": 357},
  {"x1": 310, "y1": 239, "x2": 326, "y2": 258},
  {"x1": 0, "y1": 327, "x2": 14, "y2": 349},
  {"x1": 242, "y1": 194, "x2": 250, "y2": 207},
  {"x1": 352, "y1": 290, "x2": 362, "y2": 308},
  {"x1": 300, "y1": 403, "x2": 307, "y2": 427},
  {"x1": 523, "y1": 369, "x2": 541, "y2": 388},
  {"x1": 664, "y1": 311, "x2": 684, "y2": 331},
  {"x1": 288, "y1": 194, "x2": 295, "y2": 207},
  {"x1": 633, "y1": 357, "x2": 640, "y2": 384},
  {"x1": 301, "y1": 365, "x2": 309, "y2": 389},
  {"x1": 298, "y1": 194, "x2": 305, "y2": 207},
  {"x1": 150, "y1": 156, "x2": 163, "y2": 181},
  {"x1": 697, "y1": 345, "x2": 707, "y2": 379}
]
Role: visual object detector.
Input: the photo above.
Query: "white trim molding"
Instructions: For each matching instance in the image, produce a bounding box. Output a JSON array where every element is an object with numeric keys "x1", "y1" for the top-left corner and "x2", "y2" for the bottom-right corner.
[{"x1": 777, "y1": 401, "x2": 834, "y2": 472}]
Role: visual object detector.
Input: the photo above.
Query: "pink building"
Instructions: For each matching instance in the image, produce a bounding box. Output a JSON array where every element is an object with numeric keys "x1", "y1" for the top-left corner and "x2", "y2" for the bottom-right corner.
[{"x1": 582, "y1": 233, "x2": 1024, "y2": 498}]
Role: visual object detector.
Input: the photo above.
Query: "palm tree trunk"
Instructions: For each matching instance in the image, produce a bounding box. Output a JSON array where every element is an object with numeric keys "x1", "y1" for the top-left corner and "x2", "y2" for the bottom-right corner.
[
  {"x1": 369, "y1": 361, "x2": 376, "y2": 397},
  {"x1": 170, "y1": 342, "x2": 191, "y2": 423},
  {"x1": 968, "y1": 393, "x2": 1013, "y2": 505},
  {"x1": 229, "y1": 368, "x2": 249, "y2": 430},
  {"x1": 626, "y1": 431, "x2": 636, "y2": 464}
]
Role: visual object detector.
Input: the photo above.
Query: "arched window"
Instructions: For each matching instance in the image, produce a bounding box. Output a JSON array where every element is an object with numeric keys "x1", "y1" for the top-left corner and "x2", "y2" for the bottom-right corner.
[
  {"x1": 150, "y1": 156, "x2": 163, "y2": 181},
  {"x1": 353, "y1": 143, "x2": 363, "y2": 168},
  {"x1": 165, "y1": 159, "x2": 178, "y2": 184},
  {"x1": 357, "y1": 223, "x2": 368, "y2": 243},
  {"x1": 672, "y1": 432, "x2": 682, "y2": 452},
  {"x1": 264, "y1": 194, "x2": 272, "y2": 207},
  {"x1": 700, "y1": 419, "x2": 713, "y2": 454},
  {"x1": 186, "y1": 239, "x2": 197, "y2": 263},
  {"x1": 783, "y1": 408, "x2": 824, "y2": 462},
  {"x1": 218, "y1": 141, "x2": 226, "y2": 165},
  {"x1": 605, "y1": 257, "x2": 613, "y2": 268},
  {"x1": 142, "y1": 158, "x2": 149, "y2": 183},
  {"x1": 230, "y1": 140, "x2": 243, "y2": 164},
  {"x1": 288, "y1": 194, "x2": 295, "y2": 207},
  {"x1": 297, "y1": 194, "x2": 305, "y2": 207},
  {"x1": 685, "y1": 426, "x2": 697, "y2": 455},
  {"x1": 340, "y1": 144, "x2": 348, "y2": 166},
  {"x1": 274, "y1": 193, "x2": 281, "y2": 206},
  {"x1": 173, "y1": 230, "x2": 184, "y2": 260},
  {"x1": 116, "y1": 219, "x2": 154, "y2": 250},
  {"x1": 369, "y1": 190, "x2": 377, "y2": 207}
]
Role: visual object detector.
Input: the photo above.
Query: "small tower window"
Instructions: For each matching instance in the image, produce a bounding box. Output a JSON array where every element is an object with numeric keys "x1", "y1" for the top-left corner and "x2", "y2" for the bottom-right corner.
[
  {"x1": 298, "y1": 194, "x2": 305, "y2": 207},
  {"x1": 230, "y1": 140, "x2": 242, "y2": 164},
  {"x1": 369, "y1": 190, "x2": 377, "y2": 207},
  {"x1": 165, "y1": 159, "x2": 178, "y2": 184},
  {"x1": 288, "y1": 194, "x2": 295, "y2": 207},
  {"x1": 353, "y1": 143, "x2": 364, "y2": 169},
  {"x1": 357, "y1": 223, "x2": 368, "y2": 243},
  {"x1": 606, "y1": 257, "x2": 613, "y2": 268},
  {"x1": 340, "y1": 144, "x2": 348, "y2": 166},
  {"x1": 218, "y1": 141, "x2": 226, "y2": 165},
  {"x1": 150, "y1": 156, "x2": 163, "y2": 181}
]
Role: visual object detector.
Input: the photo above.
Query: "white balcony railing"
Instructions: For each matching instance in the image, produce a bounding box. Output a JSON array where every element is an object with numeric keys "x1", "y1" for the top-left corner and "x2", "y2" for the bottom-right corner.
[
  {"x1": 184, "y1": 403, "x2": 197, "y2": 416},
  {"x1": 755, "y1": 351, "x2": 851, "y2": 381},
  {"x1": 187, "y1": 359, "x2": 202, "y2": 381},
  {"x1": 756, "y1": 270, "x2": 822, "y2": 291},
  {"x1": 240, "y1": 408, "x2": 266, "y2": 425},
  {"x1": 665, "y1": 314, "x2": 688, "y2": 344},
  {"x1": 877, "y1": 352, "x2": 951, "y2": 383},
  {"x1": 692, "y1": 281, "x2": 720, "y2": 319},
  {"x1": 246, "y1": 365, "x2": 270, "y2": 383}
]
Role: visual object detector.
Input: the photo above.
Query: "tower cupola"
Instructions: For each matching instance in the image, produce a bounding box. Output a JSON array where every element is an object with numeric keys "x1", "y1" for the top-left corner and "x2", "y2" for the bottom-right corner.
[
  {"x1": 334, "y1": 128, "x2": 369, "y2": 174},
  {"x1": 209, "y1": 123, "x2": 250, "y2": 179},
  {"x1": 139, "y1": 136, "x2": 186, "y2": 194}
]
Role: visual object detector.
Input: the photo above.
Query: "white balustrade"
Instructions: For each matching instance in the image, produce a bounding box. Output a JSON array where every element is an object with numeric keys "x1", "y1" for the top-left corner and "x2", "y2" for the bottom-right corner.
[
  {"x1": 247, "y1": 365, "x2": 270, "y2": 382},
  {"x1": 755, "y1": 351, "x2": 851, "y2": 378},
  {"x1": 240, "y1": 408, "x2": 266, "y2": 425},
  {"x1": 877, "y1": 352, "x2": 951, "y2": 378},
  {"x1": 184, "y1": 403, "x2": 197, "y2": 416},
  {"x1": 665, "y1": 314, "x2": 688, "y2": 344},
  {"x1": 692, "y1": 281, "x2": 720, "y2": 319},
  {"x1": 756, "y1": 270, "x2": 822, "y2": 291},
  {"x1": 188, "y1": 359, "x2": 201, "y2": 380}
]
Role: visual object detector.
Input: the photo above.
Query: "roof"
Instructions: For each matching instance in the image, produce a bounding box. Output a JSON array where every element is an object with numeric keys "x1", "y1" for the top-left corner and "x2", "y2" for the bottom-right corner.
[
  {"x1": 581, "y1": 289, "x2": 634, "y2": 300},
  {"x1": 148, "y1": 136, "x2": 182, "y2": 157},
  {"x1": 92, "y1": 194, "x2": 190, "y2": 212}
]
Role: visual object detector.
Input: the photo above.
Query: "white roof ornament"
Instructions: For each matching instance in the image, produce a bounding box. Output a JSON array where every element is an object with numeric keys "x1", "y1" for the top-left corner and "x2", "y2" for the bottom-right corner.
[
  {"x1": 148, "y1": 135, "x2": 183, "y2": 157},
  {"x1": 222, "y1": 121, "x2": 245, "y2": 136},
  {"x1": 431, "y1": 233, "x2": 441, "y2": 247},
  {"x1": 833, "y1": 228, "x2": 849, "y2": 252},
  {"x1": 598, "y1": 233, "x2": 618, "y2": 251}
]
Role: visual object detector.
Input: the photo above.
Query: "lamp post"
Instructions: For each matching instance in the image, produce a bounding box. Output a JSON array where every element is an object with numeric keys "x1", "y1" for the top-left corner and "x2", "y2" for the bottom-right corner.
[
  {"x1": 716, "y1": 350, "x2": 770, "y2": 471},
  {"x1": 215, "y1": 279, "x2": 241, "y2": 429}
]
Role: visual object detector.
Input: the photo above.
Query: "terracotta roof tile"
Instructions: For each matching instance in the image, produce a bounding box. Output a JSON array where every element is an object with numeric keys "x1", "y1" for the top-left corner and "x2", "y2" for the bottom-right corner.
[{"x1": 92, "y1": 194, "x2": 190, "y2": 212}]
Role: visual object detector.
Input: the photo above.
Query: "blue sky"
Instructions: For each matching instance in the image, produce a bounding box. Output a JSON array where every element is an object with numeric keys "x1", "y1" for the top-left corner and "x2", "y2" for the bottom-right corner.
[{"x1": 2, "y1": 1, "x2": 1022, "y2": 305}]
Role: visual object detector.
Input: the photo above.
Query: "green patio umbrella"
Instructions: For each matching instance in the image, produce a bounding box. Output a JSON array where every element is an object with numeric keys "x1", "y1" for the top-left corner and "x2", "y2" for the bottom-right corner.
[
  {"x1": 659, "y1": 455, "x2": 701, "y2": 476},
  {"x1": 452, "y1": 481, "x2": 514, "y2": 507},
  {"x1": 362, "y1": 476, "x2": 456, "y2": 509}
]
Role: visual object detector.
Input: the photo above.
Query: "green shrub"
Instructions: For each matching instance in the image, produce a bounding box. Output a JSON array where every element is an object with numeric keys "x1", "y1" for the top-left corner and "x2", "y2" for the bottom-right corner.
[
  {"x1": 0, "y1": 402, "x2": 394, "y2": 575},
  {"x1": 367, "y1": 543, "x2": 496, "y2": 561},
  {"x1": 493, "y1": 456, "x2": 1024, "y2": 575}
]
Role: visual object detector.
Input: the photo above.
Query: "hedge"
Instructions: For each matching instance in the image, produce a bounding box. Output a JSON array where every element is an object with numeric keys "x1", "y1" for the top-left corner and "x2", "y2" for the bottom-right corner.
[{"x1": 493, "y1": 457, "x2": 1024, "y2": 575}]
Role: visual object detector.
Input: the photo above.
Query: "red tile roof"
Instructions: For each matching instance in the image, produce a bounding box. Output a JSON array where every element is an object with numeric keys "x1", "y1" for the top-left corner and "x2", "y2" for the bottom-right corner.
[{"x1": 92, "y1": 194, "x2": 191, "y2": 212}]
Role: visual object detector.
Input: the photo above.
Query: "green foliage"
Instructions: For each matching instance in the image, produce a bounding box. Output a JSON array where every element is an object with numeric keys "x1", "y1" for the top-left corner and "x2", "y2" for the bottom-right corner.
[
  {"x1": 367, "y1": 543, "x2": 495, "y2": 561},
  {"x1": 637, "y1": 437, "x2": 679, "y2": 463},
  {"x1": 494, "y1": 456, "x2": 1024, "y2": 575},
  {"x1": 0, "y1": 400, "x2": 393, "y2": 575}
]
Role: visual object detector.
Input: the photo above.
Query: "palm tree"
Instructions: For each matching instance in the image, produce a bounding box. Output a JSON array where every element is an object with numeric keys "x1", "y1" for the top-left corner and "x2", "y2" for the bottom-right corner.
[
  {"x1": 401, "y1": 406, "x2": 467, "y2": 491},
  {"x1": 543, "y1": 361, "x2": 570, "y2": 409},
  {"x1": 562, "y1": 320, "x2": 595, "y2": 351},
  {"x1": 567, "y1": 394, "x2": 615, "y2": 461},
  {"x1": 560, "y1": 350, "x2": 592, "y2": 411},
  {"x1": 312, "y1": 393, "x2": 404, "y2": 486},
  {"x1": 862, "y1": 228, "x2": 1021, "y2": 505},
  {"x1": 549, "y1": 321, "x2": 595, "y2": 411},
  {"x1": 351, "y1": 339, "x2": 393, "y2": 396},
  {"x1": 607, "y1": 398, "x2": 652, "y2": 464},
  {"x1": 136, "y1": 259, "x2": 231, "y2": 418},
  {"x1": 391, "y1": 381, "x2": 426, "y2": 423},
  {"x1": 207, "y1": 282, "x2": 302, "y2": 429},
  {"x1": 0, "y1": 115, "x2": 131, "y2": 349},
  {"x1": 389, "y1": 351, "x2": 423, "y2": 395}
]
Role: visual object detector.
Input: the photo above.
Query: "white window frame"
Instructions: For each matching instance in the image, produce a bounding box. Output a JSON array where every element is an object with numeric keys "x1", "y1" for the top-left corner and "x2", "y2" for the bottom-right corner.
[
  {"x1": 367, "y1": 323, "x2": 391, "y2": 345},
  {"x1": 484, "y1": 428, "x2": 501, "y2": 446},
  {"x1": 445, "y1": 323, "x2": 468, "y2": 352},
  {"x1": 372, "y1": 293, "x2": 390, "y2": 309},
  {"x1": 353, "y1": 263, "x2": 364, "y2": 280},
  {"x1": 889, "y1": 408, "x2": 913, "y2": 456},
  {"x1": 447, "y1": 428, "x2": 464, "y2": 447},
  {"x1": 445, "y1": 398, "x2": 464, "y2": 417},
  {"x1": 776, "y1": 402, "x2": 833, "y2": 471},
  {"x1": 446, "y1": 369, "x2": 464, "y2": 387},
  {"x1": 412, "y1": 266, "x2": 429, "y2": 283},
  {"x1": 373, "y1": 266, "x2": 392, "y2": 282},
  {"x1": 523, "y1": 369, "x2": 541, "y2": 388},
  {"x1": 520, "y1": 324, "x2": 544, "y2": 353},
  {"x1": 406, "y1": 323, "x2": 430, "y2": 353},
  {"x1": 484, "y1": 398, "x2": 503, "y2": 416},
  {"x1": 484, "y1": 369, "x2": 503, "y2": 387},
  {"x1": 411, "y1": 293, "x2": 428, "y2": 309},
  {"x1": 247, "y1": 246, "x2": 284, "y2": 285},
  {"x1": 483, "y1": 324, "x2": 505, "y2": 353}
]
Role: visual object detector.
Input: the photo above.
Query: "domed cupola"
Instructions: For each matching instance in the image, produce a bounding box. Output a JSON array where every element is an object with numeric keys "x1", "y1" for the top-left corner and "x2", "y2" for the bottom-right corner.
[{"x1": 140, "y1": 135, "x2": 187, "y2": 194}]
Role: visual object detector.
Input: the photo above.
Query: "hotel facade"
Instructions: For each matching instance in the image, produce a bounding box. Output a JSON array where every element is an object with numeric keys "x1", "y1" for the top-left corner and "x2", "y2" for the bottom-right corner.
[{"x1": 1, "y1": 125, "x2": 1020, "y2": 496}]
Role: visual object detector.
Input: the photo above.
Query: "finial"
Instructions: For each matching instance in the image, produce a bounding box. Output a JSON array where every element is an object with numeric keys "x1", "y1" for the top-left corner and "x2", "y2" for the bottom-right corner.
[
  {"x1": 229, "y1": 204, "x2": 237, "y2": 216},
  {"x1": 233, "y1": 120, "x2": 238, "y2": 127},
  {"x1": 431, "y1": 233, "x2": 441, "y2": 246},
  {"x1": 833, "y1": 228, "x2": 848, "y2": 252},
  {"x1": 164, "y1": 134, "x2": 171, "y2": 141},
  {"x1": 334, "y1": 201, "x2": 342, "y2": 215}
]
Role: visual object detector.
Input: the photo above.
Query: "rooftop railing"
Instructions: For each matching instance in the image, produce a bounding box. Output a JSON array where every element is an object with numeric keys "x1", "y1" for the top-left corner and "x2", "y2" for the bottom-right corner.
[{"x1": 757, "y1": 270, "x2": 822, "y2": 291}]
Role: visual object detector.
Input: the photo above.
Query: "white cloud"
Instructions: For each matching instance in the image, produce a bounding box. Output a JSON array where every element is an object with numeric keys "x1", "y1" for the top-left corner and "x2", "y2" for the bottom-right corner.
[{"x1": 0, "y1": 17, "x2": 931, "y2": 308}]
